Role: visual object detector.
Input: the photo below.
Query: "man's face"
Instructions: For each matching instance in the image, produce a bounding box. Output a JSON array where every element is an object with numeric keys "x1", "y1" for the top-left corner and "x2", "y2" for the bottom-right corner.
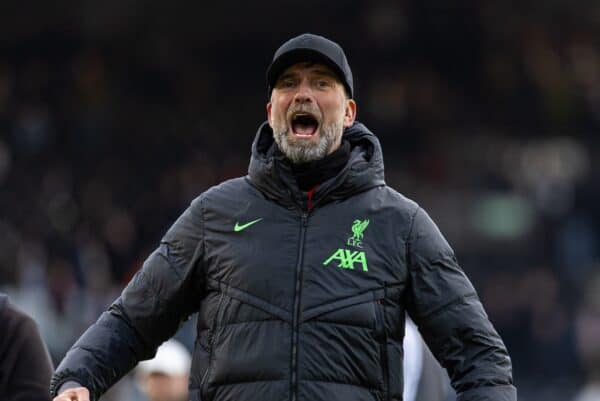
[{"x1": 267, "y1": 62, "x2": 356, "y2": 163}]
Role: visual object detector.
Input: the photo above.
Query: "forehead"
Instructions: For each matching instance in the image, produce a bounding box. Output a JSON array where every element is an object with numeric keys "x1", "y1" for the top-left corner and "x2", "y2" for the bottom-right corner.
[{"x1": 278, "y1": 62, "x2": 339, "y2": 79}]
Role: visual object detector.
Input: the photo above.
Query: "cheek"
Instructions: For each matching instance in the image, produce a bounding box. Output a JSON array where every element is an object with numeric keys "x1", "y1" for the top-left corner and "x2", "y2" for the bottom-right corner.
[
  {"x1": 321, "y1": 100, "x2": 346, "y2": 122},
  {"x1": 270, "y1": 93, "x2": 291, "y2": 113},
  {"x1": 271, "y1": 101, "x2": 288, "y2": 121}
]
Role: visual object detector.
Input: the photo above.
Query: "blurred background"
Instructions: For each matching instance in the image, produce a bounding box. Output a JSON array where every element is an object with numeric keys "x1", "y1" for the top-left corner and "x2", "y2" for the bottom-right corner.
[{"x1": 1, "y1": 1, "x2": 599, "y2": 400}]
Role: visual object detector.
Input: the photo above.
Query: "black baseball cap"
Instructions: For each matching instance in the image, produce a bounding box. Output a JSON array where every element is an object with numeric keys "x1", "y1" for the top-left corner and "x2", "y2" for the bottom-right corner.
[{"x1": 266, "y1": 33, "x2": 354, "y2": 98}]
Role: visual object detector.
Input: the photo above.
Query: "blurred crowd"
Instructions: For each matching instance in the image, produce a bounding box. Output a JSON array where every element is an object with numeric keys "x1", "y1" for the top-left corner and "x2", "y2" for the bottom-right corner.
[{"x1": 0, "y1": 1, "x2": 599, "y2": 401}]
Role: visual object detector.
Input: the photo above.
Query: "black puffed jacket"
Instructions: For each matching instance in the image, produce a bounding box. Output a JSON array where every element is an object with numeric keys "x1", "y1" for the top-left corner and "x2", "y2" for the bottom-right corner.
[{"x1": 50, "y1": 122, "x2": 516, "y2": 401}]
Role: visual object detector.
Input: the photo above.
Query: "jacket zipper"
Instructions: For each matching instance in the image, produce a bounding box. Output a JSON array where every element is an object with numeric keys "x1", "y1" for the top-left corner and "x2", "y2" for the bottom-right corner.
[
  {"x1": 200, "y1": 290, "x2": 227, "y2": 400},
  {"x1": 374, "y1": 299, "x2": 389, "y2": 401},
  {"x1": 290, "y1": 212, "x2": 308, "y2": 401}
]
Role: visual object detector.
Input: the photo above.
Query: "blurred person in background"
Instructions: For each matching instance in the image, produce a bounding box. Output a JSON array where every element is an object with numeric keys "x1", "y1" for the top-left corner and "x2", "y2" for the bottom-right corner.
[
  {"x1": 573, "y1": 272, "x2": 600, "y2": 401},
  {"x1": 50, "y1": 33, "x2": 515, "y2": 401},
  {"x1": 403, "y1": 317, "x2": 455, "y2": 401},
  {"x1": 0, "y1": 292, "x2": 54, "y2": 401},
  {"x1": 130, "y1": 324, "x2": 450, "y2": 401},
  {"x1": 136, "y1": 340, "x2": 191, "y2": 401}
]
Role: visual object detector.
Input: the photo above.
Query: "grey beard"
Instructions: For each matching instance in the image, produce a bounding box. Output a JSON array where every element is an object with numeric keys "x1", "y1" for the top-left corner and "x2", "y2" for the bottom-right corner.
[{"x1": 273, "y1": 120, "x2": 343, "y2": 164}]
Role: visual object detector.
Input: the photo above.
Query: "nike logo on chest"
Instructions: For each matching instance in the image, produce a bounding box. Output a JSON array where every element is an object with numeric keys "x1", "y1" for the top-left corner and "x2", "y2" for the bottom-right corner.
[{"x1": 234, "y1": 218, "x2": 263, "y2": 232}]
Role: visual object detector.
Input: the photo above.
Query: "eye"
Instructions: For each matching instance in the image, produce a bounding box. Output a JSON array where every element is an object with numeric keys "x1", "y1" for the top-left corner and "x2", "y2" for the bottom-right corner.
[
  {"x1": 316, "y1": 79, "x2": 331, "y2": 89},
  {"x1": 279, "y1": 79, "x2": 296, "y2": 88}
]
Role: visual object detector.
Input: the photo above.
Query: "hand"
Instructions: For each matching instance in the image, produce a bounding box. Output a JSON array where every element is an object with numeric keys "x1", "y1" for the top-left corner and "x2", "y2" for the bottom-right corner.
[{"x1": 53, "y1": 387, "x2": 90, "y2": 401}]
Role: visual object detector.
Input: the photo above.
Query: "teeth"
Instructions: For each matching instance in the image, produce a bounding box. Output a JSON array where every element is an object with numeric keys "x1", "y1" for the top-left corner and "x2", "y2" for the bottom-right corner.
[
  {"x1": 293, "y1": 113, "x2": 309, "y2": 120},
  {"x1": 292, "y1": 113, "x2": 317, "y2": 123}
]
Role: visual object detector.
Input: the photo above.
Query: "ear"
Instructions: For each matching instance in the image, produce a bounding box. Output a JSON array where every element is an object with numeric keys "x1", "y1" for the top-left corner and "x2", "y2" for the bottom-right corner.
[
  {"x1": 266, "y1": 102, "x2": 273, "y2": 126},
  {"x1": 343, "y1": 99, "x2": 357, "y2": 128}
]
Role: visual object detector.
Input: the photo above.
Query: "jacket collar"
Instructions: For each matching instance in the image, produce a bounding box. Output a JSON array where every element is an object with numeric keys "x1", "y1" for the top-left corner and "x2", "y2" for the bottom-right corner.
[{"x1": 247, "y1": 121, "x2": 385, "y2": 210}]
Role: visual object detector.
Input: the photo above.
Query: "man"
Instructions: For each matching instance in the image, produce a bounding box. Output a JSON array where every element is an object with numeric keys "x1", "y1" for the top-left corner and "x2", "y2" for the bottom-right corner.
[
  {"x1": 51, "y1": 33, "x2": 516, "y2": 401},
  {"x1": 0, "y1": 293, "x2": 54, "y2": 401},
  {"x1": 136, "y1": 339, "x2": 191, "y2": 401}
]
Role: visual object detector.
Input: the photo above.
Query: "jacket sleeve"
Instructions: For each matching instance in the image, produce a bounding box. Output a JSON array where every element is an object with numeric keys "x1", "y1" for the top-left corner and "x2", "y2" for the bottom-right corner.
[
  {"x1": 50, "y1": 196, "x2": 206, "y2": 401},
  {"x1": 404, "y1": 207, "x2": 516, "y2": 401}
]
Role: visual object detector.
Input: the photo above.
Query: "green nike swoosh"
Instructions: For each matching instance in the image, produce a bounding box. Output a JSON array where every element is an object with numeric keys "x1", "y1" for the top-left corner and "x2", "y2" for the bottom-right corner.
[{"x1": 234, "y1": 218, "x2": 263, "y2": 232}]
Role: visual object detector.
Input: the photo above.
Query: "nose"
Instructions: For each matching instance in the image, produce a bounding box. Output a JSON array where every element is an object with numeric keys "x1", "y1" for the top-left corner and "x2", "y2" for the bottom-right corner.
[{"x1": 293, "y1": 80, "x2": 314, "y2": 105}]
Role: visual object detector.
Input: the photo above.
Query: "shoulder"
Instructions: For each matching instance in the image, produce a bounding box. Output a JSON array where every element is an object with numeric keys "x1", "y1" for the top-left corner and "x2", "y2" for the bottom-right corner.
[
  {"x1": 0, "y1": 299, "x2": 51, "y2": 366},
  {"x1": 1, "y1": 298, "x2": 36, "y2": 334},
  {"x1": 0, "y1": 299, "x2": 53, "y2": 399},
  {"x1": 380, "y1": 185, "x2": 420, "y2": 214},
  {"x1": 372, "y1": 185, "x2": 421, "y2": 234},
  {"x1": 198, "y1": 176, "x2": 263, "y2": 208},
  {"x1": 179, "y1": 177, "x2": 251, "y2": 212}
]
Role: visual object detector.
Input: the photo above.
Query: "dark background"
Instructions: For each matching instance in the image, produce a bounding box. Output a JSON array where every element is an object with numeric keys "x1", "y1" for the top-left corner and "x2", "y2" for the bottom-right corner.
[{"x1": 1, "y1": 1, "x2": 599, "y2": 400}]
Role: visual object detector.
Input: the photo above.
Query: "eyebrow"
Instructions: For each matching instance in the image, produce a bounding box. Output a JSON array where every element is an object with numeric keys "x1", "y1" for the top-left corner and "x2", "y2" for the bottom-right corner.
[
  {"x1": 310, "y1": 68, "x2": 338, "y2": 79},
  {"x1": 277, "y1": 72, "x2": 297, "y2": 82}
]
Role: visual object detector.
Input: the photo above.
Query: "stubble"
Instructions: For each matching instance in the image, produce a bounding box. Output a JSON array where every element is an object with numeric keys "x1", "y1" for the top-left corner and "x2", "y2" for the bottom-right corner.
[{"x1": 272, "y1": 104, "x2": 344, "y2": 164}]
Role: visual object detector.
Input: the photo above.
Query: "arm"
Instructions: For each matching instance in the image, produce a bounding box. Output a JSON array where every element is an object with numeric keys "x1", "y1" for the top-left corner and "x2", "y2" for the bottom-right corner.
[
  {"x1": 405, "y1": 207, "x2": 516, "y2": 401},
  {"x1": 50, "y1": 197, "x2": 206, "y2": 401}
]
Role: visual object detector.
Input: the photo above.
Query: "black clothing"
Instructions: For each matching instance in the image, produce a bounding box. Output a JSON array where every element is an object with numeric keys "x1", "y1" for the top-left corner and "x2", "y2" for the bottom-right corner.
[
  {"x1": 0, "y1": 294, "x2": 53, "y2": 401},
  {"x1": 285, "y1": 140, "x2": 351, "y2": 191},
  {"x1": 51, "y1": 122, "x2": 516, "y2": 401}
]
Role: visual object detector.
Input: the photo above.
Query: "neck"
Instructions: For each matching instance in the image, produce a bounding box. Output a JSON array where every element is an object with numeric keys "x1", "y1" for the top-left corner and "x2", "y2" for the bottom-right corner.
[{"x1": 280, "y1": 141, "x2": 351, "y2": 191}]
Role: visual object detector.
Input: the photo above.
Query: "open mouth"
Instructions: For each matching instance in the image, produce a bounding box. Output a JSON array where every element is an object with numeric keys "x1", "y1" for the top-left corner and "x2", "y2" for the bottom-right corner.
[{"x1": 291, "y1": 112, "x2": 320, "y2": 137}]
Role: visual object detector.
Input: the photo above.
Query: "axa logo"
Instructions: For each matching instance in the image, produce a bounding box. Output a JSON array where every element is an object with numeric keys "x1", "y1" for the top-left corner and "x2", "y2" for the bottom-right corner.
[
  {"x1": 323, "y1": 219, "x2": 370, "y2": 272},
  {"x1": 323, "y1": 249, "x2": 368, "y2": 272}
]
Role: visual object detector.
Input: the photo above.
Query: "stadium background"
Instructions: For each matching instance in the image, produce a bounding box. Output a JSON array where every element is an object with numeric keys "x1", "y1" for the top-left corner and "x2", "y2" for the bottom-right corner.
[{"x1": 1, "y1": 1, "x2": 599, "y2": 400}]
